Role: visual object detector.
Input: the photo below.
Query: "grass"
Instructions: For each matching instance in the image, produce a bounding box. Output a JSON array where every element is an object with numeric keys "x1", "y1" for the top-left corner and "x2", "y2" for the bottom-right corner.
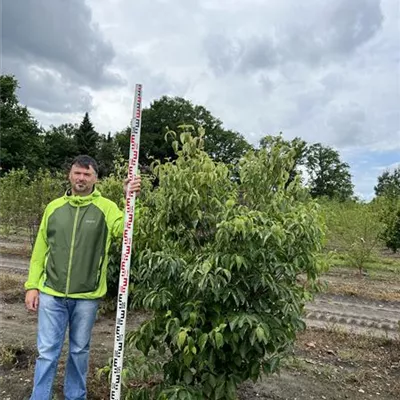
[
  {"x1": 330, "y1": 253, "x2": 400, "y2": 273},
  {"x1": 0, "y1": 343, "x2": 33, "y2": 369},
  {"x1": 0, "y1": 344, "x2": 20, "y2": 366}
]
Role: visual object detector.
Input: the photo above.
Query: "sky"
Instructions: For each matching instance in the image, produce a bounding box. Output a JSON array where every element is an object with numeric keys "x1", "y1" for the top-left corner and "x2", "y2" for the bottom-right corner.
[{"x1": 2, "y1": 0, "x2": 399, "y2": 199}]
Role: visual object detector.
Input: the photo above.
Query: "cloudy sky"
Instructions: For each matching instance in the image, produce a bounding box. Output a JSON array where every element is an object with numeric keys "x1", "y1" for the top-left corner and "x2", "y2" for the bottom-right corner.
[{"x1": 3, "y1": 0, "x2": 399, "y2": 198}]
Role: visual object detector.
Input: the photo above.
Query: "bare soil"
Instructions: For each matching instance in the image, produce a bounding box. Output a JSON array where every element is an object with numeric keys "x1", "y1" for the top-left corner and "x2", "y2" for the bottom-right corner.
[{"x1": 0, "y1": 244, "x2": 399, "y2": 399}]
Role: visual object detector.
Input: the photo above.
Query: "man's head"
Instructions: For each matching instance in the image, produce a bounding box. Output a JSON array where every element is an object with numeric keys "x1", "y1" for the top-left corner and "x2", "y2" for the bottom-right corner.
[{"x1": 69, "y1": 155, "x2": 98, "y2": 196}]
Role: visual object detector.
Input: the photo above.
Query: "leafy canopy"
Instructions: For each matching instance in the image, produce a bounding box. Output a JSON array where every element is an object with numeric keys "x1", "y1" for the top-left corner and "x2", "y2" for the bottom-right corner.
[{"x1": 0, "y1": 75, "x2": 45, "y2": 173}]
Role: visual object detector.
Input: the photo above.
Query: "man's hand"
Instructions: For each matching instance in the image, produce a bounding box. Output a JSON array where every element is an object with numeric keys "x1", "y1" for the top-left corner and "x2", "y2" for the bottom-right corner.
[
  {"x1": 124, "y1": 175, "x2": 141, "y2": 197},
  {"x1": 25, "y1": 289, "x2": 39, "y2": 312}
]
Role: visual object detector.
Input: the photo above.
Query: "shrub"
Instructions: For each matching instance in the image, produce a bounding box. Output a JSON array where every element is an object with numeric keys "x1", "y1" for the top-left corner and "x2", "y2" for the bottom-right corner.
[
  {"x1": 376, "y1": 196, "x2": 400, "y2": 253},
  {"x1": 102, "y1": 129, "x2": 326, "y2": 399},
  {"x1": 0, "y1": 168, "x2": 66, "y2": 243}
]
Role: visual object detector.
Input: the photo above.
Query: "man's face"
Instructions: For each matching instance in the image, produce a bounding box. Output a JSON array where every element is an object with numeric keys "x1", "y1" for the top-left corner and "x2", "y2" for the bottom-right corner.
[{"x1": 69, "y1": 164, "x2": 97, "y2": 195}]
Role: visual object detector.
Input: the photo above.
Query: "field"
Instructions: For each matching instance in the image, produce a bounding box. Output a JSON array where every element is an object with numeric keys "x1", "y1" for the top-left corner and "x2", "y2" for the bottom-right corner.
[{"x1": 0, "y1": 237, "x2": 399, "y2": 400}]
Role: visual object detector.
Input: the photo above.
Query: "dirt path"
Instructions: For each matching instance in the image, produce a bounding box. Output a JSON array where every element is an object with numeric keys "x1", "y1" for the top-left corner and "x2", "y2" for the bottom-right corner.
[{"x1": 0, "y1": 254, "x2": 29, "y2": 272}]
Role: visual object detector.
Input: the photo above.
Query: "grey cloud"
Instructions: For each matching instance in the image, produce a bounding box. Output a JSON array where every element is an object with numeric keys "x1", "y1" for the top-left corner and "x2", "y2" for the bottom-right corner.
[
  {"x1": 257, "y1": 74, "x2": 274, "y2": 93},
  {"x1": 280, "y1": 0, "x2": 383, "y2": 66},
  {"x1": 326, "y1": 0, "x2": 383, "y2": 55},
  {"x1": 2, "y1": 0, "x2": 123, "y2": 88},
  {"x1": 327, "y1": 103, "x2": 368, "y2": 147},
  {"x1": 204, "y1": 34, "x2": 278, "y2": 76},
  {"x1": 237, "y1": 36, "x2": 278, "y2": 73},
  {"x1": 204, "y1": 0, "x2": 383, "y2": 75},
  {"x1": 2, "y1": 57, "x2": 93, "y2": 114},
  {"x1": 204, "y1": 35, "x2": 243, "y2": 76}
]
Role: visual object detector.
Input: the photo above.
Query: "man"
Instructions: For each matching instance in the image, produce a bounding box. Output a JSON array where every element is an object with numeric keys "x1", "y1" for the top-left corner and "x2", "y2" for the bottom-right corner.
[{"x1": 24, "y1": 155, "x2": 141, "y2": 400}]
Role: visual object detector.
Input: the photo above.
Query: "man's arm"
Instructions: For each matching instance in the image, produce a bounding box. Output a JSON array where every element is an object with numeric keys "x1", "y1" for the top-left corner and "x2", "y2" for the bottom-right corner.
[
  {"x1": 25, "y1": 209, "x2": 49, "y2": 311},
  {"x1": 112, "y1": 176, "x2": 141, "y2": 237}
]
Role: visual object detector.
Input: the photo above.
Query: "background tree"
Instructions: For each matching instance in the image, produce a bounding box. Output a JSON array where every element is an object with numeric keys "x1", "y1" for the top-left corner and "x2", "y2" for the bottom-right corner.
[
  {"x1": 114, "y1": 127, "x2": 131, "y2": 162},
  {"x1": 204, "y1": 128, "x2": 252, "y2": 165},
  {"x1": 43, "y1": 123, "x2": 78, "y2": 171},
  {"x1": 374, "y1": 166, "x2": 400, "y2": 198},
  {"x1": 322, "y1": 200, "x2": 384, "y2": 273},
  {"x1": 0, "y1": 74, "x2": 46, "y2": 173},
  {"x1": 306, "y1": 143, "x2": 354, "y2": 200},
  {"x1": 97, "y1": 132, "x2": 119, "y2": 177},
  {"x1": 75, "y1": 112, "x2": 99, "y2": 158},
  {"x1": 138, "y1": 96, "x2": 251, "y2": 166}
]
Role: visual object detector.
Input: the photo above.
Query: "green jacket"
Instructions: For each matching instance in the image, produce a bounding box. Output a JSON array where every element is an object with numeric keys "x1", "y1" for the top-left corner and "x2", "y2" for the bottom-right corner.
[{"x1": 25, "y1": 189, "x2": 124, "y2": 299}]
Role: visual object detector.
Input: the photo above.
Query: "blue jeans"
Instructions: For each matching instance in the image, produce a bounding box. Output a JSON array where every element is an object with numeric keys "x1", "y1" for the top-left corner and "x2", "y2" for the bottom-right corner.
[{"x1": 30, "y1": 292, "x2": 99, "y2": 400}]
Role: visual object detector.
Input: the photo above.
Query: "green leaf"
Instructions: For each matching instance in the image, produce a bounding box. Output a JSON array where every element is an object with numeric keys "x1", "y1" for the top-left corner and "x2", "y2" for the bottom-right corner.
[
  {"x1": 206, "y1": 373, "x2": 217, "y2": 389},
  {"x1": 256, "y1": 326, "x2": 266, "y2": 343},
  {"x1": 183, "y1": 369, "x2": 193, "y2": 385},
  {"x1": 215, "y1": 380, "x2": 226, "y2": 399},
  {"x1": 183, "y1": 352, "x2": 193, "y2": 367},
  {"x1": 226, "y1": 377, "x2": 236, "y2": 399},
  {"x1": 215, "y1": 332, "x2": 224, "y2": 349},
  {"x1": 177, "y1": 330, "x2": 187, "y2": 349},
  {"x1": 198, "y1": 333, "x2": 208, "y2": 352}
]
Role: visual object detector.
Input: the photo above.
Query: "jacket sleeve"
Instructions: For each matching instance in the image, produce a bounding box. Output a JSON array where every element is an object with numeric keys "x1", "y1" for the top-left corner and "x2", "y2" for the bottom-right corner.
[
  {"x1": 110, "y1": 199, "x2": 140, "y2": 238},
  {"x1": 24, "y1": 207, "x2": 49, "y2": 290}
]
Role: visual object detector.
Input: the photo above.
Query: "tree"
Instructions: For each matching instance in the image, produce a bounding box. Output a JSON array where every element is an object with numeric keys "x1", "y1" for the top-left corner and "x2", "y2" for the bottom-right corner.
[
  {"x1": 0, "y1": 75, "x2": 46, "y2": 173},
  {"x1": 375, "y1": 196, "x2": 400, "y2": 253},
  {"x1": 114, "y1": 127, "x2": 131, "y2": 161},
  {"x1": 97, "y1": 132, "x2": 119, "y2": 177},
  {"x1": 259, "y1": 134, "x2": 307, "y2": 186},
  {"x1": 101, "y1": 128, "x2": 326, "y2": 399},
  {"x1": 204, "y1": 128, "x2": 252, "y2": 165},
  {"x1": 323, "y1": 200, "x2": 384, "y2": 273},
  {"x1": 138, "y1": 96, "x2": 251, "y2": 166},
  {"x1": 375, "y1": 166, "x2": 400, "y2": 197},
  {"x1": 306, "y1": 143, "x2": 354, "y2": 200},
  {"x1": 43, "y1": 123, "x2": 78, "y2": 171},
  {"x1": 75, "y1": 112, "x2": 99, "y2": 158}
]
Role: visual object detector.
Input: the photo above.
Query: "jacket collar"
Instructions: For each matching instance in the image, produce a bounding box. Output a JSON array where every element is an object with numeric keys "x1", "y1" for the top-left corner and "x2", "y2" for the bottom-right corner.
[{"x1": 64, "y1": 188, "x2": 101, "y2": 207}]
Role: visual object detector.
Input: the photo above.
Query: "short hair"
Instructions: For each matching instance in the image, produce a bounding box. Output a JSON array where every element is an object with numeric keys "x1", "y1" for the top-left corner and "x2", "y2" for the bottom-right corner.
[{"x1": 70, "y1": 155, "x2": 99, "y2": 175}]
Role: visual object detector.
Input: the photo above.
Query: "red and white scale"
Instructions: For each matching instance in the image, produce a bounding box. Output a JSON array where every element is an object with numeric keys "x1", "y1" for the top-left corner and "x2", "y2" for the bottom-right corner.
[{"x1": 110, "y1": 84, "x2": 142, "y2": 400}]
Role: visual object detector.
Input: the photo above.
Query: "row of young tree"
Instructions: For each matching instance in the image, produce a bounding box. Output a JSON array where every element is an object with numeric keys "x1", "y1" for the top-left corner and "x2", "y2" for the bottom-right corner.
[{"x1": 2, "y1": 74, "x2": 398, "y2": 201}]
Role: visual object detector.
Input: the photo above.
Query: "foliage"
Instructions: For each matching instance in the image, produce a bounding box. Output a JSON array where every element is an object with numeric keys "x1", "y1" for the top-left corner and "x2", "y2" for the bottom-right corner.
[
  {"x1": 322, "y1": 200, "x2": 384, "y2": 273},
  {"x1": 306, "y1": 143, "x2": 354, "y2": 200},
  {"x1": 98, "y1": 133, "x2": 119, "y2": 177},
  {"x1": 259, "y1": 134, "x2": 307, "y2": 187},
  {"x1": 374, "y1": 166, "x2": 400, "y2": 197},
  {"x1": 75, "y1": 112, "x2": 99, "y2": 158},
  {"x1": 43, "y1": 123, "x2": 79, "y2": 171},
  {"x1": 375, "y1": 196, "x2": 400, "y2": 253},
  {"x1": 0, "y1": 75, "x2": 46, "y2": 174},
  {"x1": 103, "y1": 128, "x2": 326, "y2": 399},
  {"x1": 383, "y1": 207, "x2": 400, "y2": 253},
  {"x1": 114, "y1": 127, "x2": 132, "y2": 161},
  {"x1": 98, "y1": 349, "x2": 164, "y2": 399},
  {"x1": 0, "y1": 168, "x2": 66, "y2": 244},
  {"x1": 134, "y1": 96, "x2": 251, "y2": 166}
]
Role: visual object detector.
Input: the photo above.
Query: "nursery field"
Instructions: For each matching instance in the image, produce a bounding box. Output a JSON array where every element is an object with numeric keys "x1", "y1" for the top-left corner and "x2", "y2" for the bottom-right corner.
[{"x1": 1, "y1": 238, "x2": 399, "y2": 400}]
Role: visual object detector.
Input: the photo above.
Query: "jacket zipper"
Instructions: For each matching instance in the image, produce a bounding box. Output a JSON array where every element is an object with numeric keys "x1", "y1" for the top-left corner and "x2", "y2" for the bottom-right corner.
[{"x1": 66, "y1": 206, "x2": 80, "y2": 296}]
